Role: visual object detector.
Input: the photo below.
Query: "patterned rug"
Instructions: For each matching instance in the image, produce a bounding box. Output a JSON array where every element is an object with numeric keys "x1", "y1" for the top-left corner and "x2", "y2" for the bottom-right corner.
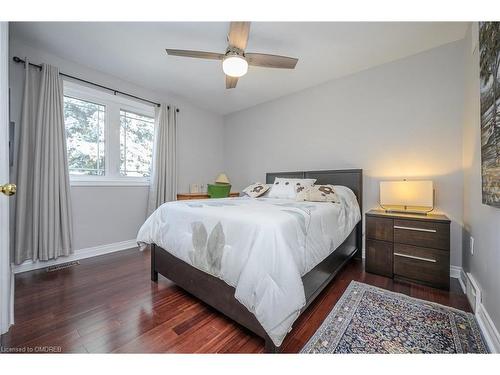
[{"x1": 301, "y1": 281, "x2": 488, "y2": 354}]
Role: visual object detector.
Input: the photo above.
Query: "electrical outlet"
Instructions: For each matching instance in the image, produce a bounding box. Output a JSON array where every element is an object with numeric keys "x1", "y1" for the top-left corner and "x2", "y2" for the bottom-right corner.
[{"x1": 470, "y1": 236, "x2": 474, "y2": 255}]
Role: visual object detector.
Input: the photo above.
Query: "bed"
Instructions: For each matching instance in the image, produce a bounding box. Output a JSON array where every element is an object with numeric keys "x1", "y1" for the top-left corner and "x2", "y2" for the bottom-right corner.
[{"x1": 138, "y1": 169, "x2": 363, "y2": 352}]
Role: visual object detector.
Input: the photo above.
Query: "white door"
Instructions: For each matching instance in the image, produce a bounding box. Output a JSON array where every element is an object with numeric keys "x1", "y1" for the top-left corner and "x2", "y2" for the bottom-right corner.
[{"x1": 0, "y1": 21, "x2": 13, "y2": 335}]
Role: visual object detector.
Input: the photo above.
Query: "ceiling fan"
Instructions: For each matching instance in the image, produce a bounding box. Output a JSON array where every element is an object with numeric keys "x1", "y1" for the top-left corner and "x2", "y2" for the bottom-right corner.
[{"x1": 166, "y1": 22, "x2": 299, "y2": 89}]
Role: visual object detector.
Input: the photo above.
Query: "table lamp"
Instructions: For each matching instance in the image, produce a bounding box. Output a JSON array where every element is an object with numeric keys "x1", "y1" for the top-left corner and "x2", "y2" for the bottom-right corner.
[
  {"x1": 215, "y1": 173, "x2": 230, "y2": 185},
  {"x1": 379, "y1": 180, "x2": 434, "y2": 214}
]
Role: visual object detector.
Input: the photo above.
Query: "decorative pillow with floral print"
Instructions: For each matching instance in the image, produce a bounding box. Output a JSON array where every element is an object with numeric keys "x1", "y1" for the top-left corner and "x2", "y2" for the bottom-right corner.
[
  {"x1": 267, "y1": 178, "x2": 316, "y2": 199},
  {"x1": 296, "y1": 184, "x2": 340, "y2": 203},
  {"x1": 243, "y1": 183, "x2": 270, "y2": 198}
]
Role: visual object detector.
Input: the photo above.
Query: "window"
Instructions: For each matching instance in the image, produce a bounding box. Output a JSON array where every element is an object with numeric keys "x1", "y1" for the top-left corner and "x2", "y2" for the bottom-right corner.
[
  {"x1": 63, "y1": 81, "x2": 155, "y2": 186},
  {"x1": 120, "y1": 110, "x2": 154, "y2": 177},
  {"x1": 64, "y1": 96, "x2": 105, "y2": 176}
]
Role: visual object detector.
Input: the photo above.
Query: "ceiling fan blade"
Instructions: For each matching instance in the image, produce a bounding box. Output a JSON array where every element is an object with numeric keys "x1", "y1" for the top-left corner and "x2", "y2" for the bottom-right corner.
[
  {"x1": 165, "y1": 49, "x2": 224, "y2": 60},
  {"x1": 228, "y1": 22, "x2": 251, "y2": 50},
  {"x1": 226, "y1": 75, "x2": 238, "y2": 89},
  {"x1": 245, "y1": 53, "x2": 298, "y2": 69}
]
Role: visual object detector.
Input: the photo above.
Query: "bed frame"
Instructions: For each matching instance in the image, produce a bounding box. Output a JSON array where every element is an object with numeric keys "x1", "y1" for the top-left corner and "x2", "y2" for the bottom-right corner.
[{"x1": 150, "y1": 169, "x2": 363, "y2": 353}]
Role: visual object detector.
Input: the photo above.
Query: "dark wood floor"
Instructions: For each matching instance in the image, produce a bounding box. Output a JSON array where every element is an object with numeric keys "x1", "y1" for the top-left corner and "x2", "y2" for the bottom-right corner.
[{"x1": 0, "y1": 248, "x2": 470, "y2": 353}]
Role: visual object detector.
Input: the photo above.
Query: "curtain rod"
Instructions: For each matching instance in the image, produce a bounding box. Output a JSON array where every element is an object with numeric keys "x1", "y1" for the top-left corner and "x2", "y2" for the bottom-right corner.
[{"x1": 13, "y1": 56, "x2": 180, "y2": 112}]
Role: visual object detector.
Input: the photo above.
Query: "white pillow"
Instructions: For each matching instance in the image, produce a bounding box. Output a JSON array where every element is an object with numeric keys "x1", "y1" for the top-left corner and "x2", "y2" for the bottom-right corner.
[
  {"x1": 267, "y1": 178, "x2": 316, "y2": 199},
  {"x1": 242, "y1": 183, "x2": 270, "y2": 198},
  {"x1": 296, "y1": 184, "x2": 340, "y2": 203},
  {"x1": 260, "y1": 184, "x2": 274, "y2": 197}
]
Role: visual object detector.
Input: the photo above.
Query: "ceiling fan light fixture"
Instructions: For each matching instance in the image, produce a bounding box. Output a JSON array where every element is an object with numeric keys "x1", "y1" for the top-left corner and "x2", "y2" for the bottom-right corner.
[
  {"x1": 222, "y1": 54, "x2": 248, "y2": 77},
  {"x1": 165, "y1": 22, "x2": 298, "y2": 89}
]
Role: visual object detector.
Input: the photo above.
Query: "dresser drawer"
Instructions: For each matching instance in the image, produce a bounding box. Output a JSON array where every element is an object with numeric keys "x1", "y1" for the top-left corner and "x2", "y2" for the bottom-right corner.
[
  {"x1": 393, "y1": 243, "x2": 449, "y2": 289},
  {"x1": 366, "y1": 216, "x2": 393, "y2": 242},
  {"x1": 393, "y1": 219, "x2": 449, "y2": 250}
]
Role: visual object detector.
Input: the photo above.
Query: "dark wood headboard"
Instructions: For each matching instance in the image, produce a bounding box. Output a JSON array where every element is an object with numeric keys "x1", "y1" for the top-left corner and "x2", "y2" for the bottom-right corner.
[
  {"x1": 265, "y1": 169, "x2": 362, "y2": 209},
  {"x1": 266, "y1": 169, "x2": 363, "y2": 254}
]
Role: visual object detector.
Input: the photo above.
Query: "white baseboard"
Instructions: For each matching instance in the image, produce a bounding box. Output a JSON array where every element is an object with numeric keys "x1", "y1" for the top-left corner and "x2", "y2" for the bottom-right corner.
[
  {"x1": 12, "y1": 239, "x2": 137, "y2": 274},
  {"x1": 458, "y1": 269, "x2": 467, "y2": 294},
  {"x1": 476, "y1": 302, "x2": 500, "y2": 353},
  {"x1": 450, "y1": 265, "x2": 462, "y2": 279},
  {"x1": 455, "y1": 267, "x2": 500, "y2": 353}
]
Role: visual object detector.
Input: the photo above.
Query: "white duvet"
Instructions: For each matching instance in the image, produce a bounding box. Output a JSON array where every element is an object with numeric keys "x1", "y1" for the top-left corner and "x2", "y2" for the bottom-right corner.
[{"x1": 136, "y1": 185, "x2": 360, "y2": 346}]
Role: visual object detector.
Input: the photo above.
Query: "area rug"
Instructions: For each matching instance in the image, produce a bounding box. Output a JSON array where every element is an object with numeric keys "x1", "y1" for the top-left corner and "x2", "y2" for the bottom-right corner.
[{"x1": 301, "y1": 281, "x2": 488, "y2": 353}]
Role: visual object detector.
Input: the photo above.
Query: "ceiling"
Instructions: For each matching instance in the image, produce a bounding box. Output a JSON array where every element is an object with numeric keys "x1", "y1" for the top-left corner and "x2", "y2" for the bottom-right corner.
[{"x1": 10, "y1": 22, "x2": 468, "y2": 115}]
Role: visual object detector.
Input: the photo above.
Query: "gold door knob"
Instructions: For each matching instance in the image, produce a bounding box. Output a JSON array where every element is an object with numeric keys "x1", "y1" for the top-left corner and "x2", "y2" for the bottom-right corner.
[{"x1": 1, "y1": 183, "x2": 16, "y2": 196}]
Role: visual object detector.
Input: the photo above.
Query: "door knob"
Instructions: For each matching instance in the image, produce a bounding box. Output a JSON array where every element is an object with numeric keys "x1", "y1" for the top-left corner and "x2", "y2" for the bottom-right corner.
[{"x1": 1, "y1": 183, "x2": 16, "y2": 196}]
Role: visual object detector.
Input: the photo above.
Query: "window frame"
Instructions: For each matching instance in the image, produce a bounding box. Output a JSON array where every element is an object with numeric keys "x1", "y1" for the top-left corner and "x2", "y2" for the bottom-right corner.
[{"x1": 63, "y1": 80, "x2": 155, "y2": 187}]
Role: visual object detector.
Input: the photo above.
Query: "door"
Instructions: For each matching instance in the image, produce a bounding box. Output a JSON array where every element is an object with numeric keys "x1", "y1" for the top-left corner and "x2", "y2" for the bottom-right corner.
[{"x1": 0, "y1": 21, "x2": 13, "y2": 335}]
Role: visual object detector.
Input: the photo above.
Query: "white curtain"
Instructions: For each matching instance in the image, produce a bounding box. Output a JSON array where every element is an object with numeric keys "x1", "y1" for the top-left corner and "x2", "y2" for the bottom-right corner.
[
  {"x1": 148, "y1": 104, "x2": 177, "y2": 214},
  {"x1": 14, "y1": 61, "x2": 73, "y2": 264}
]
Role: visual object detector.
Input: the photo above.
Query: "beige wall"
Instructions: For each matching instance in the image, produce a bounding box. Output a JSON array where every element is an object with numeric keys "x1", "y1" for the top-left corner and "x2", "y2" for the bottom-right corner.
[
  {"x1": 462, "y1": 23, "x2": 500, "y2": 338},
  {"x1": 224, "y1": 40, "x2": 466, "y2": 266}
]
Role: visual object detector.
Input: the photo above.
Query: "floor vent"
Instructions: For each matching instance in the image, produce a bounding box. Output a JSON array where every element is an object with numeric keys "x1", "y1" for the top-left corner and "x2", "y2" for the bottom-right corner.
[
  {"x1": 46, "y1": 261, "x2": 80, "y2": 272},
  {"x1": 465, "y1": 272, "x2": 481, "y2": 313}
]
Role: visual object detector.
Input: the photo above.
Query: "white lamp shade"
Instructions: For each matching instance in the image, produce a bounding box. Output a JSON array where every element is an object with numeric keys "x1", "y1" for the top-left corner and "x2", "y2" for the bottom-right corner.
[
  {"x1": 222, "y1": 55, "x2": 248, "y2": 77},
  {"x1": 215, "y1": 173, "x2": 230, "y2": 184},
  {"x1": 380, "y1": 180, "x2": 434, "y2": 209}
]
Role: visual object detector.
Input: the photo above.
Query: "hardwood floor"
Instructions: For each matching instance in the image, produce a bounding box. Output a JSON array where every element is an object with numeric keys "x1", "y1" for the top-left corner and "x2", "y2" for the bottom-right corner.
[{"x1": 0, "y1": 248, "x2": 470, "y2": 353}]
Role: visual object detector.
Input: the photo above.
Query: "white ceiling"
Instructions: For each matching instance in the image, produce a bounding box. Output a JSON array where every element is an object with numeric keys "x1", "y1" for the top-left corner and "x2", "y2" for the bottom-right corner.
[{"x1": 10, "y1": 22, "x2": 468, "y2": 115}]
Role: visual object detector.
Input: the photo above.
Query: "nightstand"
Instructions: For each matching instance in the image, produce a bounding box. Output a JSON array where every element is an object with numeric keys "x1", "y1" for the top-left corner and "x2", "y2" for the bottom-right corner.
[{"x1": 365, "y1": 209, "x2": 451, "y2": 290}]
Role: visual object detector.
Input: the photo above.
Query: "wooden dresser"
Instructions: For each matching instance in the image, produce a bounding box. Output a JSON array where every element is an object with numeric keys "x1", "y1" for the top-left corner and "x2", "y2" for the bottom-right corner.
[
  {"x1": 365, "y1": 209, "x2": 451, "y2": 290},
  {"x1": 176, "y1": 192, "x2": 240, "y2": 200}
]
